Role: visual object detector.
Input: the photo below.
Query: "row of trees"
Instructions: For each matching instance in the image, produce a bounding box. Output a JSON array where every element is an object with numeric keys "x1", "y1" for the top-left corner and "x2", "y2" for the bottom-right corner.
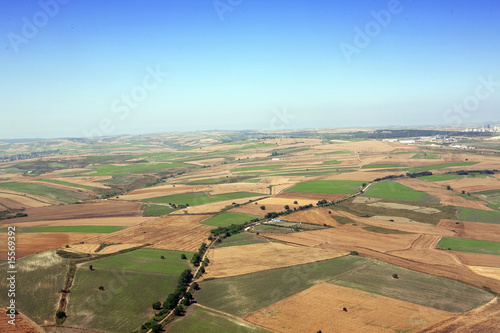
[{"x1": 191, "y1": 243, "x2": 207, "y2": 266}]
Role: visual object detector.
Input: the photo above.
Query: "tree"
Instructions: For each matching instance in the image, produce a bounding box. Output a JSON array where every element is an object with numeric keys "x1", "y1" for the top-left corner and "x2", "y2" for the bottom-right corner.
[
  {"x1": 89, "y1": 264, "x2": 94, "y2": 271},
  {"x1": 446, "y1": 185, "x2": 452, "y2": 190},
  {"x1": 392, "y1": 273, "x2": 399, "y2": 279},
  {"x1": 343, "y1": 307, "x2": 348, "y2": 312},
  {"x1": 192, "y1": 282, "x2": 199, "y2": 290},
  {"x1": 98, "y1": 286, "x2": 104, "y2": 291},
  {"x1": 293, "y1": 201, "x2": 298, "y2": 204},
  {"x1": 284, "y1": 205, "x2": 289, "y2": 210},
  {"x1": 151, "y1": 324, "x2": 162, "y2": 333},
  {"x1": 173, "y1": 306, "x2": 183, "y2": 316},
  {"x1": 260, "y1": 205, "x2": 266, "y2": 210},
  {"x1": 56, "y1": 311, "x2": 66, "y2": 319},
  {"x1": 152, "y1": 301, "x2": 162, "y2": 310},
  {"x1": 160, "y1": 255, "x2": 165, "y2": 259},
  {"x1": 462, "y1": 190, "x2": 466, "y2": 194},
  {"x1": 349, "y1": 251, "x2": 359, "y2": 255},
  {"x1": 180, "y1": 254, "x2": 187, "y2": 259}
]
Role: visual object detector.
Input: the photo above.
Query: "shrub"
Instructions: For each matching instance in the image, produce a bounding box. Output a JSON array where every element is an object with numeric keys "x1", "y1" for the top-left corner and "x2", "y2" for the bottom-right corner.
[
  {"x1": 56, "y1": 310, "x2": 66, "y2": 319},
  {"x1": 349, "y1": 251, "x2": 359, "y2": 255},
  {"x1": 152, "y1": 301, "x2": 162, "y2": 310}
]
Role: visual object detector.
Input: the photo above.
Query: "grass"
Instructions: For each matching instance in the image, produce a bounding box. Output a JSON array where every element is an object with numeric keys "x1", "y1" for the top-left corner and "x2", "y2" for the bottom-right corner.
[
  {"x1": 0, "y1": 250, "x2": 69, "y2": 325},
  {"x1": 90, "y1": 248, "x2": 194, "y2": 275},
  {"x1": 419, "y1": 174, "x2": 488, "y2": 182},
  {"x1": 437, "y1": 237, "x2": 500, "y2": 255},
  {"x1": 316, "y1": 150, "x2": 351, "y2": 155},
  {"x1": 410, "y1": 152, "x2": 440, "y2": 159},
  {"x1": 145, "y1": 191, "x2": 262, "y2": 206},
  {"x1": 408, "y1": 162, "x2": 478, "y2": 173},
  {"x1": 196, "y1": 256, "x2": 492, "y2": 317},
  {"x1": 35, "y1": 179, "x2": 94, "y2": 190},
  {"x1": 169, "y1": 305, "x2": 270, "y2": 333},
  {"x1": 457, "y1": 207, "x2": 500, "y2": 224},
  {"x1": 324, "y1": 160, "x2": 341, "y2": 165},
  {"x1": 0, "y1": 182, "x2": 88, "y2": 203},
  {"x1": 361, "y1": 164, "x2": 408, "y2": 169},
  {"x1": 188, "y1": 177, "x2": 229, "y2": 184},
  {"x1": 143, "y1": 204, "x2": 174, "y2": 216},
  {"x1": 364, "y1": 180, "x2": 433, "y2": 202},
  {"x1": 66, "y1": 269, "x2": 179, "y2": 332},
  {"x1": 285, "y1": 180, "x2": 365, "y2": 195},
  {"x1": 202, "y1": 212, "x2": 260, "y2": 227},
  {"x1": 217, "y1": 233, "x2": 270, "y2": 248},
  {"x1": 15, "y1": 226, "x2": 124, "y2": 233}
]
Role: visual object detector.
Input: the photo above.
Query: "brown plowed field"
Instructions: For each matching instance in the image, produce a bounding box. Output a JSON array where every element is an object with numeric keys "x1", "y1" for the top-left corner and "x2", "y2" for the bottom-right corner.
[
  {"x1": 0, "y1": 232, "x2": 102, "y2": 259},
  {"x1": 397, "y1": 178, "x2": 492, "y2": 210},
  {"x1": 437, "y1": 220, "x2": 500, "y2": 242},
  {"x1": 0, "y1": 201, "x2": 143, "y2": 224},
  {"x1": 0, "y1": 197, "x2": 27, "y2": 210},
  {"x1": 89, "y1": 215, "x2": 213, "y2": 252},
  {"x1": 203, "y1": 243, "x2": 345, "y2": 279},
  {"x1": 244, "y1": 282, "x2": 452, "y2": 333},
  {"x1": 280, "y1": 207, "x2": 339, "y2": 226},
  {"x1": 0, "y1": 309, "x2": 37, "y2": 333},
  {"x1": 420, "y1": 297, "x2": 500, "y2": 333},
  {"x1": 6, "y1": 217, "x2": 151, "y2": 228}
]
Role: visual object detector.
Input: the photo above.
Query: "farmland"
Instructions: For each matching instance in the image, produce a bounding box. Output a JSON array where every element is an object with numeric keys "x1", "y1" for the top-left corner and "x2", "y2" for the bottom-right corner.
[
  {"x1": 1, "y1": 132, "x2": 500, "y2": 332},
  {"x1": 285, "y1": 180, "x2": 366, "y2": 194},
  {"x1": 437, "y1": 237, "x2": 500, "y2": 255}
]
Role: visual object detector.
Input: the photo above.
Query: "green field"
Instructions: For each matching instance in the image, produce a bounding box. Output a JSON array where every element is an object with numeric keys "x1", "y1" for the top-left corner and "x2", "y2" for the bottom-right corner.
[
  {"x1": 410, "y1": 152, "x2": 440, "y2": 159},
  {"x1": 145, "y1": 191, "x2": 262, "y2": 206},
  {"x1": 0, "y1": 182, "x2": 88, "y2": 203},
  {"x1": 196, "y1": 256, "x2": 491, "y2": 317},
  {"x1": 90, "y1": 248, "x2": 193, "y2": 274},
  {"x1": 457, "y1": 207, "x2": 500, "y2": 224},
  {"x1": 16, "y1": 226, "x2": 124, "y2": 233},
  {"x1": 408, "y1": 162, "x2": 478, "y2": 173},
  {"x1": 202, "y1": 212, "x2": 259, "y2": 227},
  {"x1": 65, "y1": 249, "x2": 193, "y2": 332},
  {"x1": 169, "y1": 305, "x2": 270, "y2": 333},
  {"x1": 361, "y1": 164, "x2": 407, "y2": 169},
  {"x1": 143, "y1": 204, "x2": 174, "y2": 216},
  {"x1": 364, "y1": 180, "x2": 435, "y2": 202},
  {"x1": 88, "y1": 162, "x2": 187, "y2": 176},
  {"x1": 419, "y1": 174, "x2": 488, "y2": 182},
  {"x1": 189, "y1": 177, "x2": 229, "y2": 184},
  {"x1": 35, "y1": 179, "x2": 94, "y2": 190},
  {"x1": 0, "y1": 250, "x2": 69, "y2": 325},
  {"x1": 217, "y1": 233, "x2": 269, "y2": 248},
  {"x1": 324, "y1": 160, "x2": 341, "y2": 165},
  {"x1": 285, "y1": 180, "x2": 365, "y2": 195},
  {"x1": 437, "y1": 237, "x2": 500, "y2": 255}
]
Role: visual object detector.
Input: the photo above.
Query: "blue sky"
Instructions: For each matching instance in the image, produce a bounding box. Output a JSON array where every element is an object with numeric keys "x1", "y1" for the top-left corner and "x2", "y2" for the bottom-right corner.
[{"x1": 1, "y1": 0, "x2": 499, "y2": 139}]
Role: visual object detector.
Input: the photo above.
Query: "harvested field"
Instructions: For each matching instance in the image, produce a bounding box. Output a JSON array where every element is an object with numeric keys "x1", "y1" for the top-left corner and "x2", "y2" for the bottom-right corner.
[
  {"x1": 277, "y1": 191, "x2": 347, "y2": 201},
  {"x1": 0, "y1": 197, "x2": 28, "y2": 209},
  {"x1": 1, "y1": 217, "x2": 151, "y2": 228},
  {"x1": 47, "y1": 176, "x2": 112, "y2": 188},
  {"x1": 397, "y1": 178, "x2": 492, "y2": 210},
  {"x1": 90, "y1": 214, "x2": 213, "y2": 252},
  {"x1": 438, "y1": 220, "x2": 500, "y2": 242},
  {"x1": 454, "y1": 252, "x2": 500, "y2": 267},
  {"x1": 0, "y1": 201, "x2": 143, "y2": 224},
  {"x1": 439, "y1": 177, "x2": 500, "y2": 193},
  {"x1": 0, "y1": 191, "x2": 54, "y2": 207},
  {"x1": 121, "y1": 184, "x2": 209, "y2": 200},
  {"x1": 371, "y1": 216, "x2": 421, "y2": 223},
  {"x1": 245, "y1": 282, "x2": 453, "y2": 333},
  {"x1": 420, "y1": 297, "x2": 500, "y2": 333},
  {"x1": 0, "y1": 232, "x2": 102, "y2": 259},
  {"x1": 204, "y1": 242, "x2": 345, "y2": 279},
  {"x1": 281, "y1": 207, "x2": 339, "y2": 226},
  {"x1": 171, "y1": 196, "x2": 266, "y2": 214},
  {"x1": 67, "y1": 243, "x2": 144, "y2": 254},
  {"x1": 261, "y1": 225, "x2": 418, "y2": 252},
  {"x1": 0, "y1": 309, "x2": 37, "y2": 333},
  {"x1": 367, "y1": 202, "x2": 441, "y2": 214},
  {"x1": 468, "y1": 266, "x2": 500, "y2": 281}
]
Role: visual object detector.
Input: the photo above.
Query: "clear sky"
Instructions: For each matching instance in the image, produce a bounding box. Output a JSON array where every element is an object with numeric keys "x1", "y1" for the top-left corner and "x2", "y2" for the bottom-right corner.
[{"x1": 1, "y1": 0, "x2": 499, "y2": 139}]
